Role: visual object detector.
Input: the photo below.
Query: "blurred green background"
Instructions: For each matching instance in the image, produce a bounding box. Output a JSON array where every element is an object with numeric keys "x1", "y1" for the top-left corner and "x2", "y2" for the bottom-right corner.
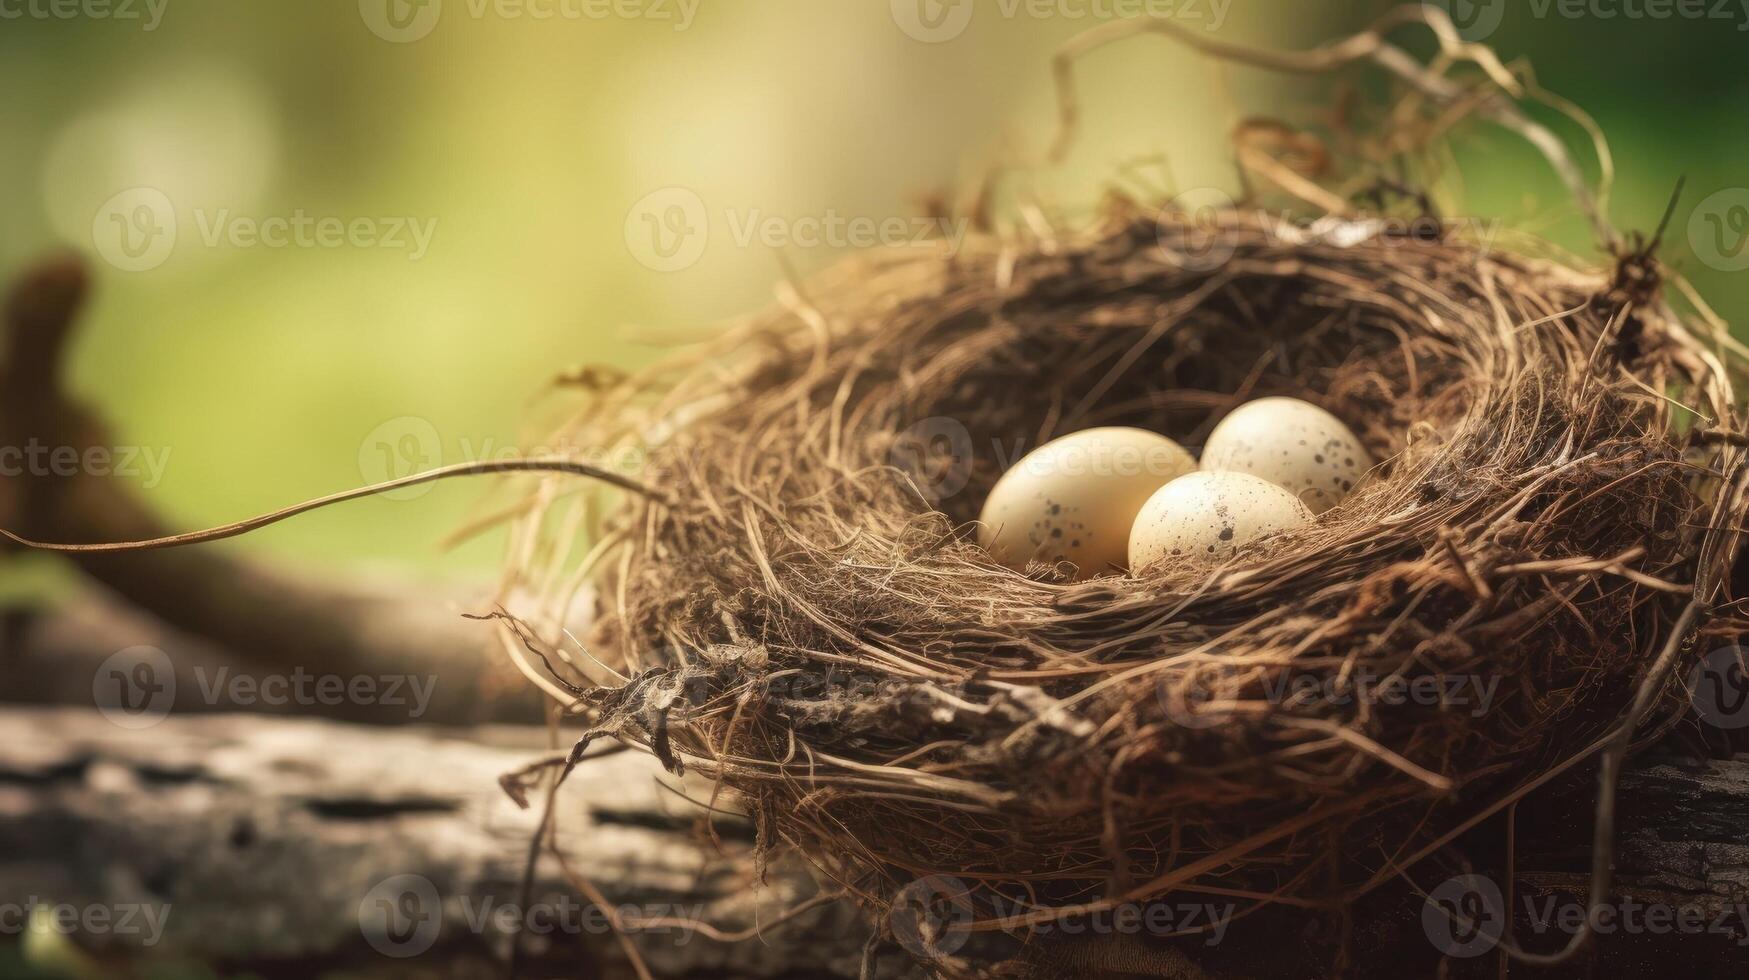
[{"x1": 1, "y1": 0, "x2": 1744, "y2": 591}]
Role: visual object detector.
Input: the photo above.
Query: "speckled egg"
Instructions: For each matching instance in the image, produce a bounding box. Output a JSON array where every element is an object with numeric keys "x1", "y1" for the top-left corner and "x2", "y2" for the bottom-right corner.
[
  {"x1": 1128, "y1": 471, "x2": 1312, "y2": 571},
  {"x1": 978, "y1": 427, "x2": 1195, "y2": 579},
  {"x1": 1200, "y1": 397, "x2": 1372, "y2": 514}
]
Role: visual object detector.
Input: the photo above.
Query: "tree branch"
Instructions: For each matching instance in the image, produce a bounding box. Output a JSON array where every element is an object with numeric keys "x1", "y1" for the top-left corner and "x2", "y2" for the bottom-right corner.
[{"x1": 0, "y1": 253, "x2": 539, "y2": 725}]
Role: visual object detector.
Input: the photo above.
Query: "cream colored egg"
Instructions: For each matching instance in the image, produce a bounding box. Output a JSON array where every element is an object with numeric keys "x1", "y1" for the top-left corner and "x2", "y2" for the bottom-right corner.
[
  {"x1": 1128, "y1": 471, "x2": 1312, "y2": 571},
  {"x1": 978, "y1": 427, "x2": 1195, "y2": 579},
  {"x1": 1201, "y1": 397, "x2": 1372, "y2": 514}
]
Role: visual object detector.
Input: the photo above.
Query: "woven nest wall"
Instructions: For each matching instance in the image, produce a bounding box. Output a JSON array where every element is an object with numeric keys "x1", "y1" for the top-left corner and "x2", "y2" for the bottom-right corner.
[{"x1": 497, "y1": 207, "x2": 1749, "y2": 946}]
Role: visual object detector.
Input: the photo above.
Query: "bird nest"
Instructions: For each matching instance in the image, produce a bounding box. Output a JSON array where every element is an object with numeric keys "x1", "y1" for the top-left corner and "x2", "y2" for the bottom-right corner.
[{"x1": 492, "y1": 10, "x2": 1749, "y2": 975}]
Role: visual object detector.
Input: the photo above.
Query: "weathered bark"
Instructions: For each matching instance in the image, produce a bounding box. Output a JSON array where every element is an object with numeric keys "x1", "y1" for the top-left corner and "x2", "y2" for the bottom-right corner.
[
  {"x1": 0, "y1": 707, "x2": 887, "y2": 979},
  {"x1": 5, "y1": 706, "x2": 1749, "y2": 979}
]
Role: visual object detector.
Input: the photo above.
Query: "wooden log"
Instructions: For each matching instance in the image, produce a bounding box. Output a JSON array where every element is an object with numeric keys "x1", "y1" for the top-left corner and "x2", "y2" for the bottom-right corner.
[
  {"x1": 0, "y1": 707, "x2": 888, "y2": 979},
  {"x1": 6, "y1": 706, "x2": 1749, "y2": 978}
]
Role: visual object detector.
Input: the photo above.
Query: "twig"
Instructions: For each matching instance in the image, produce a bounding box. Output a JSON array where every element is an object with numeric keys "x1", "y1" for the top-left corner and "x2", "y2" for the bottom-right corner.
[{"x1": 0, "y1": 456, "x2": 667, "y2": 554}]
